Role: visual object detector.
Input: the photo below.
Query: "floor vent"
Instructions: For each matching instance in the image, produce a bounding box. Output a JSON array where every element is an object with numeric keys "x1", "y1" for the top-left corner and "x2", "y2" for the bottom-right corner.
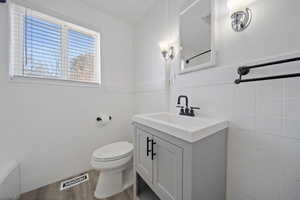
[{"x1": 60, "y1": 173, "x2": 89, "y2": 191}]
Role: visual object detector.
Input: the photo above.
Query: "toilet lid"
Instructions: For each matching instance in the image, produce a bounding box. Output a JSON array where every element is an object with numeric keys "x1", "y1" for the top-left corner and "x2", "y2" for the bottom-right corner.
[{"x1": 92, "y1": 141, "x2": 134, "y2": 162}]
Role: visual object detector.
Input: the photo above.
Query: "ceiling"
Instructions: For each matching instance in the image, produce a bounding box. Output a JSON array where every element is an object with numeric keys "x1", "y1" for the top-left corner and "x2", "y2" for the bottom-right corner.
[{"x1": 80, "y1": 0, "x2": 158, "y2": 24}]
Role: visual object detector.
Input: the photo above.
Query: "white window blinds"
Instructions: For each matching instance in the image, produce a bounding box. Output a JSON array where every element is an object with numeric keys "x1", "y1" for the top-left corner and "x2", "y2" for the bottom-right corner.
[{"x1": 10, "y1": 3, "x2": 101, "y2": 84}]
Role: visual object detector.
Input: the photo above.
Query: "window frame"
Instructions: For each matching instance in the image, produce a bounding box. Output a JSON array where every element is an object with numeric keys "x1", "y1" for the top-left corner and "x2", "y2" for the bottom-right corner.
[{"x1": 9, "y1": 3, "x2": 101, "y2": 86}]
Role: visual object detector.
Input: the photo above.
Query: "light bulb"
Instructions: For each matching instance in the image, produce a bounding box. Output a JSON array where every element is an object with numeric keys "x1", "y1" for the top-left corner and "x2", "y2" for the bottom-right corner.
[
  {"x1": 159, "y1": 42, "x2": 169, "y2": 51},
  {"x1": 158, "y1": 41, "x2": 176, "y2": 62}
]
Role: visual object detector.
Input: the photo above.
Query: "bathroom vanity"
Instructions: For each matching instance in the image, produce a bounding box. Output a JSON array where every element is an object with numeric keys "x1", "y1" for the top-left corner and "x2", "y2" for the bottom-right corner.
[{"x1": 132, "y1": 112, "x2": 228, "y2": 200}]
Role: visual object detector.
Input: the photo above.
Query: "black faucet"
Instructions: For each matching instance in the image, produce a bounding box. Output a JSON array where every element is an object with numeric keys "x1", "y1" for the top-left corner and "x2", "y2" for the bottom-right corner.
[
  {"x1": 177, "y1": 95, "x2": 188, "y2": 107},
  {"x1": 177, "y1": 95, "x2": 200, "y2": 117}
]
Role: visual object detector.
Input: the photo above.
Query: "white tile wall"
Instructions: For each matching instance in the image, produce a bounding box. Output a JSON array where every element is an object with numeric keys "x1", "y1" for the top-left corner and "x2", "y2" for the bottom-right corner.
[
  {"x1": 286, "y1": 77, "x2": 300, "y2": 99},
  {"x1": 286, "y1": 100, "x2": 300, "y2": 119},
  {"x1": 169, "y1": 66, "x2": 300, "y2": 200},
  {"x1": 226, "y1": 130, "x2": 257, "y2": 200},
  {"x1": 285, "y1": 119, "x2": 300, "y2": 139},
  {"x1": 135, "y1": 91, "x2": 169, "y2": 114},
  {"x1": 280, "y1": 138, "x2": 300, "y2": 200}
]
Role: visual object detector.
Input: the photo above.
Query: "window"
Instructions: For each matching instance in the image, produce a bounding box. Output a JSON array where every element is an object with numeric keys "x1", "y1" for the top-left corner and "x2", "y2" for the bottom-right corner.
[{"x1": 10, "y1": 3, "x2": 101, "y2": 84}]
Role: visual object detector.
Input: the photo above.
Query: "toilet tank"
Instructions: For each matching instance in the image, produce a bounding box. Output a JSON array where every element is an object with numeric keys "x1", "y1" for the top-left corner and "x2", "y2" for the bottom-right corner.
[{"x1": 0, "y1": 161, "x2": 20, "y2": 200}]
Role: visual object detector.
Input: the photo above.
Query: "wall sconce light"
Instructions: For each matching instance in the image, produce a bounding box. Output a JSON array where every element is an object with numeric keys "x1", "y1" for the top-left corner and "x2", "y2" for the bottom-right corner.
[
  {"x1": 228, "y1": 0, "x2": 253, "y2": 32},
  {"x1": 159, "y1": 42, "x2": 176, "y2": 62}
]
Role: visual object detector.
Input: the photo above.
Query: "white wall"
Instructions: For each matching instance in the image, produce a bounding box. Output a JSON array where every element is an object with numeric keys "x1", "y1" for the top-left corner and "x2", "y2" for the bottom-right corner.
[
  {"x1": 133, "y1": 0, "x2": 170, "y2": 114},
  {"x1": 0, "y1": 0, "x2": 134, "y2": 193},
  {"x1": 134, "y1": 0, "x2": 300, "y2": 199}
]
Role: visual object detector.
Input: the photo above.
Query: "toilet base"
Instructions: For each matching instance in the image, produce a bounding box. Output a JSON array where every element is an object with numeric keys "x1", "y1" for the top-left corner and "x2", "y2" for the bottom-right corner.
[{"x1": 94, "y1": 167, "x2": 133, "y2": 199}]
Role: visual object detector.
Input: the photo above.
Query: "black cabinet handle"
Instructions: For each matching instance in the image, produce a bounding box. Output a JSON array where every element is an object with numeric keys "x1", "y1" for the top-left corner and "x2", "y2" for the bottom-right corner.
[
  {"x1": 151, "y1": 140, "x2": 156, "y2": 160},
  {"x1": 146, "y1": 137, "x2": 151, "y2": 157}
]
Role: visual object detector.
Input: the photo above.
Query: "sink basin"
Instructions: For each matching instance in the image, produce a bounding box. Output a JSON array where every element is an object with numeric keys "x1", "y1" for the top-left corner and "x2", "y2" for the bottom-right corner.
[{"x1": 132, "y1": 112, "x2": 228, "y2": 143}]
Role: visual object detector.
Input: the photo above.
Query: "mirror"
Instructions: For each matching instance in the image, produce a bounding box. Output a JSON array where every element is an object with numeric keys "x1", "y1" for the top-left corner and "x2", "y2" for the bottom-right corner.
[{"x1": 179, "y1": 0, "x2": 215, "y2": 74}]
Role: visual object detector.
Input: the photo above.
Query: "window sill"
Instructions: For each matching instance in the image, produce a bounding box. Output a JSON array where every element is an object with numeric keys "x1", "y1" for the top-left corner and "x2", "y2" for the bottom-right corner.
[{"x1": 9, "y1": 75, "x2": 101, "y2": 88}]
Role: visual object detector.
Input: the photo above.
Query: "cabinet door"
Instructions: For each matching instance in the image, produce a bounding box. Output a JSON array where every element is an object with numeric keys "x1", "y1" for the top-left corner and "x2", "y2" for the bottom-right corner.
[
  {"x1": 135, "y1": 128, "x2": 153, "y2": 183},
  {"x1": 153, "y1": 137, "x2": 183, "y2": 200}
]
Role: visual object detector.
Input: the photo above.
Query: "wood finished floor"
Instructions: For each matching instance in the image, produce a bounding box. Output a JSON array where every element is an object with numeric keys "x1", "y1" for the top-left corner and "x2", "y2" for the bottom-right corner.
[{"x1": 20, "y1": 170, "x2": 133, "y2": 200}]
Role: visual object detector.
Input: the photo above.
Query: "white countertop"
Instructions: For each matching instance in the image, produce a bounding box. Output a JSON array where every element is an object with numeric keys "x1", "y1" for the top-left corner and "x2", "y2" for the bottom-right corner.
[{"x1": 132, "y1": 112, "x2": 228, "y2": 143}]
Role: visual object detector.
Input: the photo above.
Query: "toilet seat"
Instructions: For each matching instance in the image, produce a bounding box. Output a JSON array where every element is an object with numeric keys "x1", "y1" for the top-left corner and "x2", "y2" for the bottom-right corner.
[{"x1": 92, "y1": 141, "x2": 133, "y2": 162}]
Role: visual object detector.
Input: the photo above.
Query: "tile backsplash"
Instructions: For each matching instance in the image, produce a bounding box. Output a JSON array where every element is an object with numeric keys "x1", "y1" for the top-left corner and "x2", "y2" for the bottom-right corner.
[{"x1": 169, "y1": 65, "x2": 300, "y2": 200}]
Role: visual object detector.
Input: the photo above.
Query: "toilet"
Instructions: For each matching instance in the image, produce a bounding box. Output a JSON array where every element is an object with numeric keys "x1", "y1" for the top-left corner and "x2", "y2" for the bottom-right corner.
[{"x1": 91, "y1": 141, "x2": 134, "y2": 199}]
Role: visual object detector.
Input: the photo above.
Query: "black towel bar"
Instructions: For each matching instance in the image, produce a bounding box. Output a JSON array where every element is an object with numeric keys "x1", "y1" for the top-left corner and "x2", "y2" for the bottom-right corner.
[
  {"x1": 235, "y1": 56, "x2": 300, "y2": 84},
  {"x1": 235, "y1": 73, "x2": 300, "y2": 84},
  {"x1": 185, "y1": 49, "x2": 211, "y2": 64}
]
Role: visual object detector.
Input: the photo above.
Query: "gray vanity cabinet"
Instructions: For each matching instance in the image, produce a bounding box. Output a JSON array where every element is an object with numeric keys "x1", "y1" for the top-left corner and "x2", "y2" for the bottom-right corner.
[
  {"x1": 133, "y1": 123, "x2": 227, "y2": 200},
  {"x1": 135, "y1": 128, "x2": 183, "y2": 200},
  {"x1": 135, "y1": 129, "x2": 153, "y2": 183},
  {"x1": 153, "y1": 137, "x2": 183, "y2": 200}
]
